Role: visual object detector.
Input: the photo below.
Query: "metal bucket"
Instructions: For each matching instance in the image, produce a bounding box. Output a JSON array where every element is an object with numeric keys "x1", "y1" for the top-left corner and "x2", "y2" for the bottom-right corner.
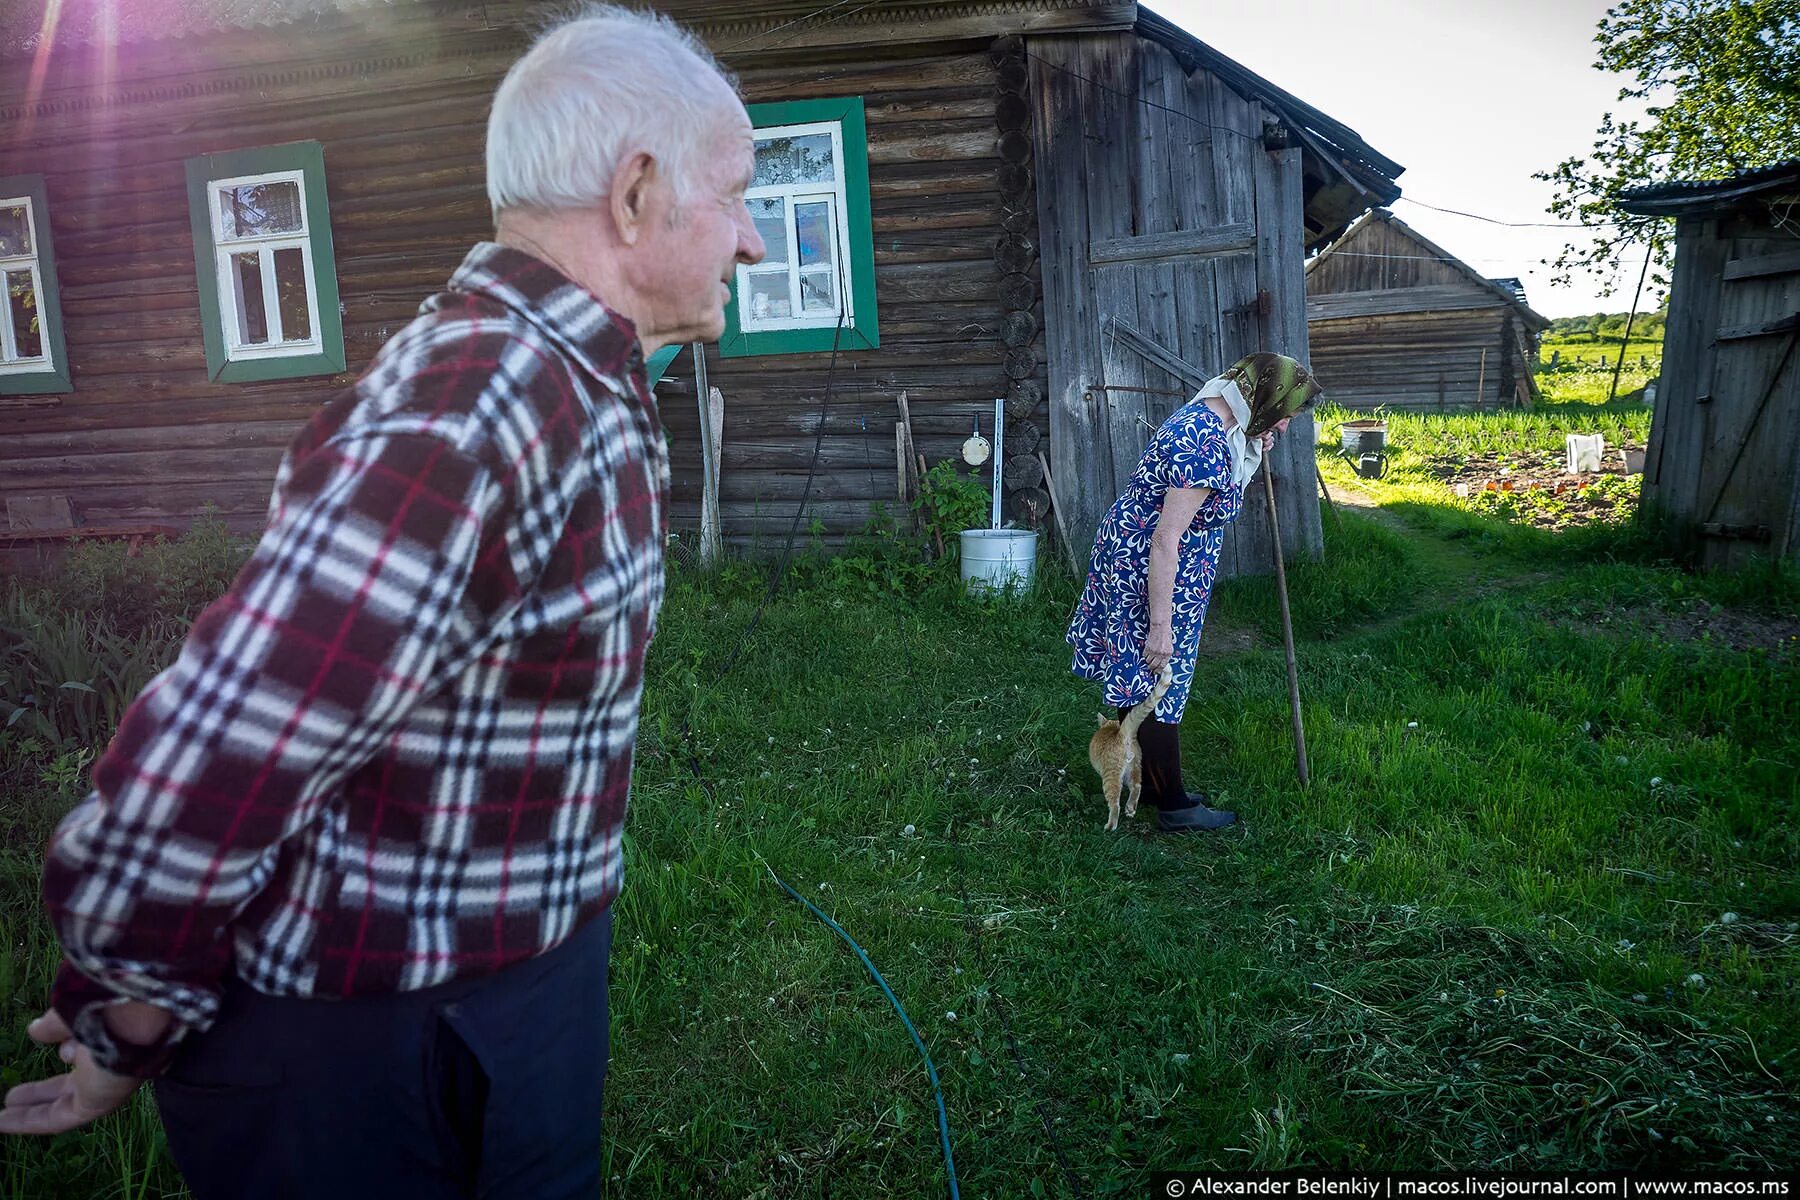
[
  {"x1": 1339, "y1": 419, "x2": 1387, "y2": 456},
  {"x1": 959, "y1": 528, "x2": 1038, "y2": 593}
]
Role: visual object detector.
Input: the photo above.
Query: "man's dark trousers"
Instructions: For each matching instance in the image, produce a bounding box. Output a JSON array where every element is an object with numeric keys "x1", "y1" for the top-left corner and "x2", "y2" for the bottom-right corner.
[{"x1": 153, "y1": 910, "x2": 612, "y2": 1199}]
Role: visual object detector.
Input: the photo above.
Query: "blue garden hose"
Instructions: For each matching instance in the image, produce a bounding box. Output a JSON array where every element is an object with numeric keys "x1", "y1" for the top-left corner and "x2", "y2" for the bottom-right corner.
[
  {"x1": 762, "y1": 859, "x2": 961, "y2": 1200},
  {"x1": 676, "y1": 295, "x2": 957, "y2": 1194}
]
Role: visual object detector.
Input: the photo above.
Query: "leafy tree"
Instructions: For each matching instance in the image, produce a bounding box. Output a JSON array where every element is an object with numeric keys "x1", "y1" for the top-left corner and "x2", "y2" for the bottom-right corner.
[{"x1": 1537, "y1": 0, "x2": 1800, "y2": 294}]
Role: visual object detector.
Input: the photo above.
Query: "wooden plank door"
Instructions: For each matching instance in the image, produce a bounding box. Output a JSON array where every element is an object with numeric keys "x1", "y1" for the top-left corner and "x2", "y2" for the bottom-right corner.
[
  {"x1": 1697, "y1": 232, "x2": 1800, "y2": 566},
  {"x1": 1030, "y1": 31, "x2": 1318, "y2": 578}
]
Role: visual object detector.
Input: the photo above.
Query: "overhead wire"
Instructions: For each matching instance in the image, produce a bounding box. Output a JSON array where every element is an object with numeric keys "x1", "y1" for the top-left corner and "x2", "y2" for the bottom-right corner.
[
  {"x1": 720, "y1": 0, "x2": 888, "y2": 55},
  {"x1": 1019, "y1": 48, "x2": 1623, "y2": 235},
  {"x1": 717, "y1": 0, "x2": 869, "y2": 52},
  {"x1": 1395, "y1": 195, "x2": 1619, "y2": 230}
]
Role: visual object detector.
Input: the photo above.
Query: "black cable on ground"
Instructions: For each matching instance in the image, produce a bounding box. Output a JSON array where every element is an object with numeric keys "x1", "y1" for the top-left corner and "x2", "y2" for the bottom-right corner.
[{"x1": 666, "y1": 314, "x2": 962, "y2": 1198}]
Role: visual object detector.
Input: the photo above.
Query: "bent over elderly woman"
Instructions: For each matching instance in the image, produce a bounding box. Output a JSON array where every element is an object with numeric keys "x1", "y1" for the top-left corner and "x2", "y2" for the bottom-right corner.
[{"x1": 1066, "y1": 354, "x2": 1322, "y2": 833}]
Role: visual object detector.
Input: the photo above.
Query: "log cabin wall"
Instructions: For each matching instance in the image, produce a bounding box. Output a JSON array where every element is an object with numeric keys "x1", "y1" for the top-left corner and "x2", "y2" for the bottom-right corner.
[
  {"x1": 1, "y1": 1, "x2": 1134, "y2": 555},
  {"x1": 661, "y1": 37, "x2": 1053, "y2": 547},
  {"x1": 1304, "y1": 209, "x2": 1546, "y2": 411},
  {"x1": 1306, "y1": 307, "x2": 1524, "y2": 410},
  {"x1": 1, "y1": 9, "x2": 539, "y2": 540}
]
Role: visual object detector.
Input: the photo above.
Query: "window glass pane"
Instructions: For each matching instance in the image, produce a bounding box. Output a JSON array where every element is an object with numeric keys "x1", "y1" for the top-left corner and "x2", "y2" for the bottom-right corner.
[
  {"x1": 744, "y1": 271, "x2": 791, "y2": 322},
  {"x1": 799, "y1": 269, "x2": 838, "y2": 316},
  {"x1": 753, "y1": 132, "x2": 835, "y2": 188},
  {"x1": 796, "y1": 201, "x2": 834, "y2": 269},
  {"x1": 230, "y1": 252, "x2": 270, "y2": 345},
  {"x1": 6, "y1": 270, "x2": 41, "y2": 359},
  {"x1": 272, "y1": 247, "x2": 311, "y2": 342},
  {"x1": 795, "y1": 201, "x2": 838, "y2": 315},
  {"x1": 748, "y1": 197, "x2": 789, "y2": 266},
  {"x1": 0, "y1": 205, "x2": 31, "y2": 258},
  {"x1": 217, "y1": 180, "x2": 304, "y2": 240}
]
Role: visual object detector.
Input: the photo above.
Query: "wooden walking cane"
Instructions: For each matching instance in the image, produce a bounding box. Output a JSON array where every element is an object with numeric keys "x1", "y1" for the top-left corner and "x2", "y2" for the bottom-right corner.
[{"x1": 1262, "y1": 466, "x2": 1311, "y2": 787}]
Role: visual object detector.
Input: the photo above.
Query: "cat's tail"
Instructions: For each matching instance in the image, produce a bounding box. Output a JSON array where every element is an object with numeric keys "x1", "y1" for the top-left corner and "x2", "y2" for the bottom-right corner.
[{"x1": 1121, "y1": 666, "x2": 1176, "y2": 737}]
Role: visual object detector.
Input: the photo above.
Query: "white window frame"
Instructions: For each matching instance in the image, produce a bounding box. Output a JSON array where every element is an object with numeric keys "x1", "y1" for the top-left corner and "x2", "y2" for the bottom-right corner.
[
  {"x1": 0, "y1": 194, "x2": 50, "y2": 375},
  {"x1": 205, "y1": 168, "x2": 323, "y2": 362},
  {"x1": 738, "y1": 119, "x2": 855, "y2": 335}
]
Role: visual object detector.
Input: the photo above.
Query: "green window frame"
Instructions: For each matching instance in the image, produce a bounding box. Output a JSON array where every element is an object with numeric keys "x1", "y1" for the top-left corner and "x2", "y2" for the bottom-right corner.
[
  {"x1": 185, "y1": 141, "x2": 345, "y2": 383},
  {"x1": 0, "y1": 174, "x2": 73, "y2": 396},
  {"x1": 721, "y1": 96, "x2": 879, "y2": 358}
]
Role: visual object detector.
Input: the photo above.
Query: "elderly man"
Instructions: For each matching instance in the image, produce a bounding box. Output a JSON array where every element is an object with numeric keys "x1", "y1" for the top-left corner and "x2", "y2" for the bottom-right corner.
[{"x1": 0, "y1": 8, "x2": 761, "y2": 1197}]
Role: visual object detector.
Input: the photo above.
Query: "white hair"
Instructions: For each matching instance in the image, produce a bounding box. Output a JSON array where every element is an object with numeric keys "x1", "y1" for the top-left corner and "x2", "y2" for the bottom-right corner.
[{"x1": 486, "y1": 5, "x2": 734, "y2": 214}]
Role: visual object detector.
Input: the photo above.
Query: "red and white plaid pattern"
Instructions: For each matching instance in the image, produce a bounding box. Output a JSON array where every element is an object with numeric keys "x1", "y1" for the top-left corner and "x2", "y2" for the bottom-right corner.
[{"x1": 43, "y1": 244, "x2": 667, "y2": 1074}]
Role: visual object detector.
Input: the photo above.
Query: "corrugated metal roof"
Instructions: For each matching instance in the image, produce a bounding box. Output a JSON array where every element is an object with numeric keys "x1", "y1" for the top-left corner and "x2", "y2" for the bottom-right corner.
[{"x1": 1619, "y1": 159, "x2": 1800, "y2": 216}]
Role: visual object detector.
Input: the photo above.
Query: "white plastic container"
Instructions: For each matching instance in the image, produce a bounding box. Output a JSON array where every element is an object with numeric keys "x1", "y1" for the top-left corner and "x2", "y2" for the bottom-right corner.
[
  {"x1": 959, "y1": 528, "x2": 1038, "y2": 593},
  {"x1": 1566, "y1": 433, "x2": 1605, "y2": 474}
]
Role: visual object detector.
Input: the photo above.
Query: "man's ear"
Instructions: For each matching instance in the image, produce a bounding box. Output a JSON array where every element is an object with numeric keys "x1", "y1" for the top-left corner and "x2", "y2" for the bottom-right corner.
[{"x1": 609, "y1": 149, "x2": 659, "y2": 247}]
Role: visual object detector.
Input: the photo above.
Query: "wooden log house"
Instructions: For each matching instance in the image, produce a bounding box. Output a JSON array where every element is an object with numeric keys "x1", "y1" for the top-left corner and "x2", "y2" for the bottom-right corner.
[
  {"x1": 1304, "y1": 209, "x2": 1550, "y2": 411},
  {"x1": 1620, "y1": 160, "x2": 1800, "y2": 568},
  {"x1": 1, "y1": 0, "x2": 1400, "y2": 576}
]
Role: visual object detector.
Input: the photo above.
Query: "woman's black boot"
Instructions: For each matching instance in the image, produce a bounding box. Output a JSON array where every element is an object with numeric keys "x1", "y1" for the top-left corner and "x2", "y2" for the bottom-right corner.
[{"x1": 1133, "y1": 716, "x2": 1237, "y2": 832}]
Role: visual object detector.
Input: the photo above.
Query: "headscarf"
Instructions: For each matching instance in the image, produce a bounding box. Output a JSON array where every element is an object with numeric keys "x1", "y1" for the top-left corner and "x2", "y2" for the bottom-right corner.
[
  {"x1": 1219, "y1": 354, "x2": 1323, "y2": 437},
  {"x1": 1192, "y1": 353, "x2": 1323, "y2": 488}
]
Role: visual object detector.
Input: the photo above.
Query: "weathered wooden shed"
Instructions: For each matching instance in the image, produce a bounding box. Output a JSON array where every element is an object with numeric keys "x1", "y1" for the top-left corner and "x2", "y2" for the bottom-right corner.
[
  {"x1": 1304, "y1": 209, "x2": 1549, "y2": 410},
  {"x1": 1620, "y1": 161, "x2": 1800, "y2": 568},
  {"x1": 1027, "y1": 11, "x2": 1400, "y2": 575},
  {"x1": 1, "y1": 0, "x2": 1398, "y2": 576}
]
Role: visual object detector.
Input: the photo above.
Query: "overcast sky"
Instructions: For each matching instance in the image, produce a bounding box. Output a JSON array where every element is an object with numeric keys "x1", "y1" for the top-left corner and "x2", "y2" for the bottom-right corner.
[{"x1": 1154, "y1": 0, "x2": 1660, "y2": 318}]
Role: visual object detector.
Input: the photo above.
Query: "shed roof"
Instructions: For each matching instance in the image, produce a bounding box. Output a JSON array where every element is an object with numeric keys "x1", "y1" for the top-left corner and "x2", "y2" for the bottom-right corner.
[
  {"x1": 1619, "y1": 159, "x2": 1800, "y2": 217},
  {"x1": 1307, "y1": 208, "x2": 1550, "y2": 330},
  {"x1": 1134, "y1": 6, "x2": 1401, "y2": 202}
]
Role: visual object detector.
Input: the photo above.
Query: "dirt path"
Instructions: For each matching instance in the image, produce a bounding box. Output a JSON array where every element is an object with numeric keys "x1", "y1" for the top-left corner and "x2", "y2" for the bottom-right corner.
[{"x1": 1319, "y1": 471, "x2": 1559, "y2": 625}]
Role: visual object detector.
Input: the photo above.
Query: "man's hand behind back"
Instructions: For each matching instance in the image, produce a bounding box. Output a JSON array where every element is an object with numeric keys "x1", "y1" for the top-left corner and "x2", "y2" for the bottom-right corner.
[{"x1": 0, "y1": 1010, "x2": 147, "y2": 1135}]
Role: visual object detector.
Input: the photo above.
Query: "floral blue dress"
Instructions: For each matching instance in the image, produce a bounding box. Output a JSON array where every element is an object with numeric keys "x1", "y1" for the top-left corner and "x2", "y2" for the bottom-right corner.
[{"x1": 1066, "y1": 400, "x2": 1243, "y2": 722}]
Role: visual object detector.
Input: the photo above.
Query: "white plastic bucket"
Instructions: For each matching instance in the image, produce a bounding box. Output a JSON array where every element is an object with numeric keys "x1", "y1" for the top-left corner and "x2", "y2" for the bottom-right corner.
[
  {"x1": 959, "y1": 528, "x2": 1038, "y2": 593},
  {"x1": 1566, "y1": 433, "x2": 1605, "y2": 474}
]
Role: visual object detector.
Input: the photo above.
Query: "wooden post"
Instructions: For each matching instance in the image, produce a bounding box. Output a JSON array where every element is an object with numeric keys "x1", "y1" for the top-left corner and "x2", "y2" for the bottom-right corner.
[
  {"x1": 1038, "y1": 450, "x2": 1079, "y2": 571},
  {"x1": 1315, "y1": 465, "x2": 1342, "y2": 536},
  {"x1": 896, "y1": 391, "x2": 921, "y2": 530},
  {"x1": 704, "y1": 386, "x2": 724, "y2": 561},
  {"x1": 1608, "y1": 247, "x2": 1653, "y2": 406},
  {"x1": 692, "y1": 343, "x2": 721, "y2": 564},
  {"x1": 1263, "y1": 469, "x2": 1310, "y2": 788},
  {"x1": 1476, "y1": 347, "x2": 1487, "y2": 406},
  {"x1": 896, "y1": 423, "x2": 909, "y2": 502}
]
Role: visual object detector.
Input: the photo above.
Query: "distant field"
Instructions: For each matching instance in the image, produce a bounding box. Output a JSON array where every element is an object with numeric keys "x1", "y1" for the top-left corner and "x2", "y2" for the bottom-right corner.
[
  {"x1": 1537, "y1": 335, "x2": 1663, "y2": 405},
  {"x1": 1540, "y1": 335, "x2": 1664, "y2": 370}
]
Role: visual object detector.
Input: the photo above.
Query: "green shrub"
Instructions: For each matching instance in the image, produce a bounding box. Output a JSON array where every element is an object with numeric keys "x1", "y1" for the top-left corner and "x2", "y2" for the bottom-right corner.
[
  {"x1": 913, "y1": 461, "x2": 992, "y2": 554},
  {"x1": 0, "y1": 588, "x2": 182, "y2": 758},
  {"x1": 42, "y1": 509, "x2": 251, "y2": 637}
]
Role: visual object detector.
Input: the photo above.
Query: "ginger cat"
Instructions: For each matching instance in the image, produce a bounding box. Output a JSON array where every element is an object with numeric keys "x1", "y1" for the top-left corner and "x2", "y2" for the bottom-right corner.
[{"x1": 1088, "y1": 665, "x2": 1176, "y2": 831}]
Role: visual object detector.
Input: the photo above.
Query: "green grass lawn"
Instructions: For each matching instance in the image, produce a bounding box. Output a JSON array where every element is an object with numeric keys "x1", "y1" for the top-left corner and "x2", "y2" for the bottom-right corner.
[{"x1": 2, "y1": 437, "x2": 1796, "y2": 1195}]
